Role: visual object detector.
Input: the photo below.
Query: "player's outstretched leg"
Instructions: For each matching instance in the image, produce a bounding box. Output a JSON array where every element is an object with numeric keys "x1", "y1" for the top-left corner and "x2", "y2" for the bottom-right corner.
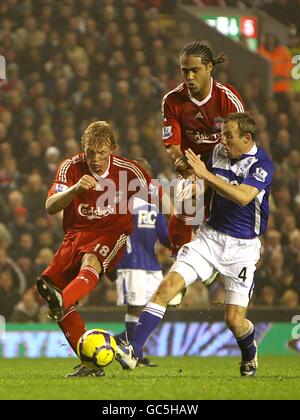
[
  {"x1": 115, "y1": 272, "x2": 186, "y2": 370},
  {"x1": 115, "y1": 308, "x2": 159, "y2": 368},
  {"x1": 37, "y1": 276, "x2": 105, "y2": 378},
  {"x1": 59, "y1": 307, "x2": 106, "y2": 378}
]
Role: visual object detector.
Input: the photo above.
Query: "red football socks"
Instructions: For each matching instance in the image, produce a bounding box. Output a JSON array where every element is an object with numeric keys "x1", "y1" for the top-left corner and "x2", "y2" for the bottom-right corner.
[
  {"x1": 58, "y1": 307, "x2": 86, "y2": 353},
  {"x1": 62, "y1": 266, "x2": 99, "y2": 311}
]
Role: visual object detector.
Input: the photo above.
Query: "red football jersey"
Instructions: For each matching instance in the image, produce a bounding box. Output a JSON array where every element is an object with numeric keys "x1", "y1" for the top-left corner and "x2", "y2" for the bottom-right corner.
[
  {"x1": 162, "y1": 78, "x2": 245, "y2": 156},
  {"x1": 48, "y1": 154, "x2": 160, "y2": 235}
]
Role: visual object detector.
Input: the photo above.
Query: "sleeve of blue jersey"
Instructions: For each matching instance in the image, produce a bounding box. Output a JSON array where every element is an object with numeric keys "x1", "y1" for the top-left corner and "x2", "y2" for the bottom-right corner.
[
  {"x1": 242, "y1": 159, "x2": 274, "y2": 191},
  {"x1": 156, "y1": 212, "x2": 170, "y2": 248}
]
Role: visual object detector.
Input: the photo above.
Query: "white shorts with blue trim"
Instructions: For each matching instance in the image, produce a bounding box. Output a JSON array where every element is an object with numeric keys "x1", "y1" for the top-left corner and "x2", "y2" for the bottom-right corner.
[
  {"x1": 116, "y1": 269, "x2": 163, "y2": 306},
  {"x1": 169, "y1": 225, "x2": 261, "y2": 308}
]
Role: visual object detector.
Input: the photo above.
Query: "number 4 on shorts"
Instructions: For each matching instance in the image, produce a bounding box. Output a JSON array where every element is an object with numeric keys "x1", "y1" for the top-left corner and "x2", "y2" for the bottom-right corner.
[{"x1": 238, "y1": 267, "x2": 247, "y2": 282}]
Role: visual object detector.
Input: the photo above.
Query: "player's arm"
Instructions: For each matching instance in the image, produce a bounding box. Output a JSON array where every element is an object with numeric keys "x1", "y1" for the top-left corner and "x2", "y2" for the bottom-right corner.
[
  {"x1": 166, "y1": 144, "x2": 182, "y2": 166},
  {"x1": 162, "y1": 97, "x2": 192, "y2": 178},
  {"x1": 185, "y1": 149, "x2": 259, "y2": 207},
  {"x1": 206, "y1": 179, "x2": 258, "y2": 207},
  {"x1": 166, "y1": 145, "x2": 192, "y2": 178},
  {"x1": 46, "y1": 175, "x2": 98, "y2": 215}
]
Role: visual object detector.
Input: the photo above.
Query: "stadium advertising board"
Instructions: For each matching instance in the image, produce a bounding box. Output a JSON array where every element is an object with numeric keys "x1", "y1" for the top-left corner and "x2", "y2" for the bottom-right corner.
[{"x1": 0, "y1": 322, "x2": 298, "y2": 358}]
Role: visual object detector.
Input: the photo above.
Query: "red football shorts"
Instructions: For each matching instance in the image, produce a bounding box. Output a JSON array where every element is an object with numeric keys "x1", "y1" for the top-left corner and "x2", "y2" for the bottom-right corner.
[{"x1": 42, "y1": 230, "x2": 128, "y2": 290}]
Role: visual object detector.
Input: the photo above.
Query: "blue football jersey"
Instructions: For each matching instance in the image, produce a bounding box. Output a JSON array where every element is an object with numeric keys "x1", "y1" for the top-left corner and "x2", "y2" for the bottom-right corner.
[
  {"x1": 206, "y1": 143, "x2": 274, "y2": 239},
  {"x1": 117, "y1": 197, "x2": 169, "y2": 271}
]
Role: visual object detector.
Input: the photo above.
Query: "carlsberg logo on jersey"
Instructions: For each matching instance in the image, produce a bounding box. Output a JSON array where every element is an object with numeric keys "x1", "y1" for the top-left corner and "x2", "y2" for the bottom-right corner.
[
  {"x1": 78, "y1": 203, "x2": 115, "y2": 220},
  {"x1": 186, "y1": 130, "x2": 221, "y2": 145}
]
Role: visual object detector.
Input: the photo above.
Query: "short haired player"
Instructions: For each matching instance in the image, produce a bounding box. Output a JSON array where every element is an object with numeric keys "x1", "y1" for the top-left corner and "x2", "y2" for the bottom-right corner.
[
  {"x1": 36, "y1": 121, "x2": 170, "y2": 377},
  {"x1": 116, "y1": 113, "x2": 274, "y2": 377}
]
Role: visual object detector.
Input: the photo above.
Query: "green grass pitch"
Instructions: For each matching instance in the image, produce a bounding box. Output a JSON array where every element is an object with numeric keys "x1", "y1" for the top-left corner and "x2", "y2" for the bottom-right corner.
[{"x1": 0, "y1": 357, "x2": 300, "y2": 400}]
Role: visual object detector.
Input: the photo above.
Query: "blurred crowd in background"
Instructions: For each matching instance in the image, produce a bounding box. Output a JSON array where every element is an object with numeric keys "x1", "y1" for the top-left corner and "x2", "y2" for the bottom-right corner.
[{"x1": 0, "y1": 0, "x2": 299, "y2": 322}]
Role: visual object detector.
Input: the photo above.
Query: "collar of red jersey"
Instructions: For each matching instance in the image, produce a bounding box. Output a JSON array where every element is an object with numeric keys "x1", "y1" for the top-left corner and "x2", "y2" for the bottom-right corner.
[{"x1": 188, "y1": 77, "x2": 213, "y2": 107}]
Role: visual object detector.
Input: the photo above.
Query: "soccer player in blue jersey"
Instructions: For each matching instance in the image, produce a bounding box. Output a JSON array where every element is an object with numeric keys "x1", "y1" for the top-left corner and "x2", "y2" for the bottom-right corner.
[
  {"x1": 115, "y1": 158, "x2": 171, "y2": 367},
  {"x1": 116, "y1": 113, "x2": 274, "y2": 377}
]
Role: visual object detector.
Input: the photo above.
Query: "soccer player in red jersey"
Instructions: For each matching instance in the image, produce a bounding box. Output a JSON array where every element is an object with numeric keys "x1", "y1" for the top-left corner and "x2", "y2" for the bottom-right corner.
[
  {"x1": 163, "y1": 42, "x2": 245, "y2": 256},
  {"x1": 36, "y1": 121, "x2": 169, "y2": 377}
]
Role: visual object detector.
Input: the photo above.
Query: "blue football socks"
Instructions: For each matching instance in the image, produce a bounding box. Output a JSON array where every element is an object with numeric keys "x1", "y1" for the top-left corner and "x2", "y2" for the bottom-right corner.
[
  {"x1": 130, "y1": 303, "x2": 166, "y2": 359},
  {"x1": 236, "y1": 323, "x2": 256, "y2": 362}
]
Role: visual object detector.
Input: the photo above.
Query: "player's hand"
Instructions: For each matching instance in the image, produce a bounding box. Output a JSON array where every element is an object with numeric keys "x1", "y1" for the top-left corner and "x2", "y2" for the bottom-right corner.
[
  {"x1": 176, "y1": 174, "x2": 197, "y2": 202},
  {"x1": 74, "y1": 175, "x2": 98, "y2": 194},
  {"x1": 174, "y1": 155, "x2": 192, "y2": 178},
  {"x1": 185, "y1": 149, "x2": 208, "y2": 179}
]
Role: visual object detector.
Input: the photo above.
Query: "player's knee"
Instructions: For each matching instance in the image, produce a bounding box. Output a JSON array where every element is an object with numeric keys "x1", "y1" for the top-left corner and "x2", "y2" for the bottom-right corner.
[
  {"x1": 81, "y1": 253, "x2": 102, "y2": 274},
  {"x1": 225, "y1": 313, "x2": 244, "y2": 333}
]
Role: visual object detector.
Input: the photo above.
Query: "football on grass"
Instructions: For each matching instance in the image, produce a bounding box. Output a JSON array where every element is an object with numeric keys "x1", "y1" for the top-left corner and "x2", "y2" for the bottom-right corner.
[{"x1": 77, "y1": 329, "x2": 117, "y2": 369}]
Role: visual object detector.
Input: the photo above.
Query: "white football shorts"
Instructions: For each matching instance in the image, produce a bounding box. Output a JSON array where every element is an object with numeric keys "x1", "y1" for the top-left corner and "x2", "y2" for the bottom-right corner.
[
  {"x1": 170, "y1": 225, "x2": 261, "y2": 308},
  {"x1": 116, "y1": 269, "x2": 163, "y2": 306}
]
